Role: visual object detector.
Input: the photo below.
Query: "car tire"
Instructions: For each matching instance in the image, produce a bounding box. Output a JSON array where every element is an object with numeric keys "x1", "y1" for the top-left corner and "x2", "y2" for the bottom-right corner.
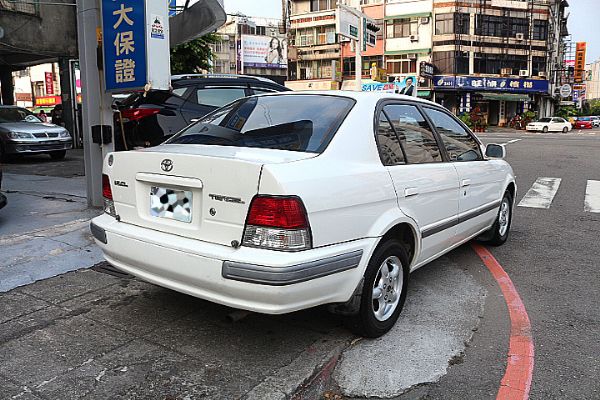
[
  {"x1": 562, "y1": 127, "x2": 568, "y2": 133},
  {"x1": 542, "y1": 126, "x2": 548, "y2": 133},
  {"x1": 49, "y1": 150, "x2": 67, "y2": 160},
  {"x1": 345, "y1": 240, "x2": 410, "y2": 338},
  {"x1": 483, "y1": 191, "x2": 513, "y2": 246}
]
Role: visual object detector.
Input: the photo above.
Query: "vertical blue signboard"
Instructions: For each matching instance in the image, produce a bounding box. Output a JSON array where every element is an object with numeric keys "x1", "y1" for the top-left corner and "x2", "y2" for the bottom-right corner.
[{"x1": 102, "y1": 0, "x2": 147, "y2": 92}]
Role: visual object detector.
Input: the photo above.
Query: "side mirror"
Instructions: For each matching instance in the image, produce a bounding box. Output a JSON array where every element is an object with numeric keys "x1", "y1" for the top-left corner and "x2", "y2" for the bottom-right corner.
[{"x1": 485, "y1": 144, "x2": 506, "y2": 159}]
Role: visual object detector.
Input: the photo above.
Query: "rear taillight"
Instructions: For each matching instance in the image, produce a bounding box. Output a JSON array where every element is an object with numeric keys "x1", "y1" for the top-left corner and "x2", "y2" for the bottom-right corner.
[
  {"x1": 120, "y1": 108, "x2": 160, "y2": 122},
  {"x1": 102, "y1": 174, "x2": 117, "y2": 218},
  {"x1": 242, "y1": 196, "x2": 312, "y2": 251}
]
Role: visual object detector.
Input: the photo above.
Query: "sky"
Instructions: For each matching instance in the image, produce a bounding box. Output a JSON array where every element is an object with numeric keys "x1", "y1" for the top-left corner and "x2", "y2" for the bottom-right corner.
[
  {"x1": 222, "y1": 0, "x2": 600, "y2": 63},
  {"x1": 567, "y1": 0, "x2": 600, "y2": 64},
  {"x1": 224, "y1": 0, "x2": 282, "y2": 19}
]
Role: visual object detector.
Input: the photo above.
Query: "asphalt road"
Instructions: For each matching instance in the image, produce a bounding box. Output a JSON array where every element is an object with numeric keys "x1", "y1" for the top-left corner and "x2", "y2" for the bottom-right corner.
[
  {"x1": 414, "y1": 128, "x2": 600, "y2": 400},
  {"x1": 1, "y1": 129, "x2": 599, "y2": 399}
]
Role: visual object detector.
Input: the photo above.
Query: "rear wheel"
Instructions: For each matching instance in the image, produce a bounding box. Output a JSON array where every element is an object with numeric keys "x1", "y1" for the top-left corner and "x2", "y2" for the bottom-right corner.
[
  {"x1": 345, "y1": 240, "x2": 409, "y2": 338},
  {"x1": 483, "y1": 192, "x2": 513, "y2": 246},
  {"x1": 542, "y1": 126, "x2": 549, "y2": 133},
  {"x1": 49, "y1": 150, "x2": 66, "y2": 160},
  {"x1": 562, "y1": 127, "x2": 568, "y2": 133}
]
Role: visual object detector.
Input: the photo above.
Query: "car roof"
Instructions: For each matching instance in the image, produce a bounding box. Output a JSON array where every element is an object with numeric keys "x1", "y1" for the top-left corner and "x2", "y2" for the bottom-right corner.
[
  {"x1": 253, "y1": 90, "x2": 443, "y2": 107},
  {"x1": 171, "y1": 74, "x2": 285, "y2": 87}
]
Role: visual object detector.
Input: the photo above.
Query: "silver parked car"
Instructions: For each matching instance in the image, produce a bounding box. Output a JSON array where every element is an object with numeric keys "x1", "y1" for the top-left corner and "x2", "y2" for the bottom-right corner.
[{"x1": 0, "y1": 106, "x2": 72, "y2": 161}]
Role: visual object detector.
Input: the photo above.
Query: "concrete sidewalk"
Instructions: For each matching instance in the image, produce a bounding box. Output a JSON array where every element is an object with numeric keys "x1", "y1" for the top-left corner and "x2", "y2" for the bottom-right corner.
[{"x1": 0, "y1": 173, "x2": 102, "y2": 292}]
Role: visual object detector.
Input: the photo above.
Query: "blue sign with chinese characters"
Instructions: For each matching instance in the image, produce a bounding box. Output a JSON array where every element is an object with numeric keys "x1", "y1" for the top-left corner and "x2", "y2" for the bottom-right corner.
[
  {"x1": 102, "y1": 0, "x2": 147, "y2": 92},
  {"x1": 433, "y1": 75, "x2": 549, "y2": 94}
]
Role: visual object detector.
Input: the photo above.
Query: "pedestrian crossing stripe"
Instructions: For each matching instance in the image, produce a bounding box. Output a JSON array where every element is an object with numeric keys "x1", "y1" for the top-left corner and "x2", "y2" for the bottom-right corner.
[
  {"x1": 518, "y1": 178, "x2": 600, "y2": 213},
  {"x1": 518, "y1": 177, "x2": 561, "y2": 209}
]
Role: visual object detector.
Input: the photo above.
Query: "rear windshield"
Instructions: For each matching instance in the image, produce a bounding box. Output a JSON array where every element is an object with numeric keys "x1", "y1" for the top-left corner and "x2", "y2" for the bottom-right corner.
[
  {"x1": 166, "y1": 95, "x2": 355, "y2": 153},
  {"x1": 580, "y1": 117, "x2": 591, "y2": 121}
]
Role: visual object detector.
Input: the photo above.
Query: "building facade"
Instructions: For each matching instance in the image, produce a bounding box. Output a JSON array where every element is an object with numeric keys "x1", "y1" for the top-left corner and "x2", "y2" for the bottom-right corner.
[
  {"x1": 285, "y1": 0, "x2": 569, "y2": 123},
  {"x1": 209, "y1": 16, "x2": 288, "y2": 84},
  {"x1": 431, "y1": 0, "x2": 569, "y2": 125},
  {"x1": 585, "y1": 60, "x2": 600, "y2": 101}
]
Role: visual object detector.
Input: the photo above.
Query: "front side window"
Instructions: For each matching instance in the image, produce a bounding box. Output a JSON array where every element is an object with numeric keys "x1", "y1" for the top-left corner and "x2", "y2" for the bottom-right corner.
[
  {"x1": 196, "y1": 87, "x2": 247, "y2": 107},
  {"x1": 168, "y1": 95, "x2": 354, "y2": 153},
  {"x1": 383, "y1": 104, "x2": 442, "y2": 164},
  {"x1": 424, "y1": 108, "x2": 482, "y2": 162}
]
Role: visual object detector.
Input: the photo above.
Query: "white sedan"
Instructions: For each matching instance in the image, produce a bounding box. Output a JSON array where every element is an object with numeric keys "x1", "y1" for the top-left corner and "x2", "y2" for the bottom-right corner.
[
  {"x1": 526, "y1": 117, "x2": 572, "y2": 133},
  {"x1": 91, "y1": 91, "x2": 516, "y2": 337}
]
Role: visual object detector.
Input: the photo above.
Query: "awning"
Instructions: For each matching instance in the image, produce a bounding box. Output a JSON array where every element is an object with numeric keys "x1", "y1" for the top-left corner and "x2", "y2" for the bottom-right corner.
[
  {"x1": 385, "y1": 12, "x2": 431, "y2": 20},
  {"x1": 476, "y1": 93, "x2": 531, "y2": 102},
  {"x1": 385, "y1": 48, "x2": 431, "y2": 56}
]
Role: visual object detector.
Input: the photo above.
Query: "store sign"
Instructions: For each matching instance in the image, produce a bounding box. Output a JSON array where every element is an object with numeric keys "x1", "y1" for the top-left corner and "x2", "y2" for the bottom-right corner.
[
  {"x1": 35, "y1": 95, "x2": 61, "y2": 107},
  {"x1": 574, "y1": 42, "x2": 586, "y2": 83},
  {"x1": 419, "y1": 62, "x2": 435, "y2": 79},
  {"x1": 362, "y1": 76, "x2": 417, "y2": 95},
  {"x1": 241, "y1": 35, "x2": 287, "y2": 69},
  {"x1": 102, "y1": 0, "x2": 147, "y2": 91},
  {"x1": 45, "y1": 72, "x2": 54, "y2": 95},
  {"x1": 559, "y1": 84, "x2": 572, "y2": 98},
  {"x1": 433, "y1": 75, "x2": 549, "y2": 93}
]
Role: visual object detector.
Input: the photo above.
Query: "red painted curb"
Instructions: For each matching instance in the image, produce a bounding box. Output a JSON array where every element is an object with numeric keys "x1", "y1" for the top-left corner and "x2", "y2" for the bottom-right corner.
[{"x1": 472, "y1": 243, "x2": 534, "y2": 400}]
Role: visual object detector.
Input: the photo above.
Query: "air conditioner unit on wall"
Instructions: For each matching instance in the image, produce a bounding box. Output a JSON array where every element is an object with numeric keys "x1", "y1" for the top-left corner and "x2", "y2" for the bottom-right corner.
[
  {"x1": 519, "y1": 70, "x2": 529, "y2": 77},
  {"x1": 500, "y1": 68, "x2": 512, "y2": 76},
  {"x1": 420, "y1": 17, "x2": 430, "y2": 24},
  {"x1": 538, "y1": 71, "x2": 547, "y2": 78},
  {"x1": 410, "y1": 34, "x2": 419, "y2": 42},
  {"x1": 515, "y1": 33, "x2": 525, "y2": 41}
]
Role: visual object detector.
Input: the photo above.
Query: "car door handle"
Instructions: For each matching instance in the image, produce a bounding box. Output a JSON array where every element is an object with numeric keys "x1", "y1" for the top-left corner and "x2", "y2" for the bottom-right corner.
[
  {"x1": 404, "y1": 187, "x2": 419, "y2": 197},
  {"x1": 461, "y1": 179, "x2": 471, "y2": 187}
]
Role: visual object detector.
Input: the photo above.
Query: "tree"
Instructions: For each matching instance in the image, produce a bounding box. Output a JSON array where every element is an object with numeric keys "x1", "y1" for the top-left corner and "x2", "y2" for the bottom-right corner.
[{"x1": 170, "y1": 33, "x2": 221, "y2": 74}]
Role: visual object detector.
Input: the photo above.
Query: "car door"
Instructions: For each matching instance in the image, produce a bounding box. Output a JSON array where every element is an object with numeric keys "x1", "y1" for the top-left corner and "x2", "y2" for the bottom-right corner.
[
  {"x1": 422, "y1": 106, "x2": 504, "y2": 241},
  {"x1": 376, "y1": 102, "x2": 460, "y2": 264},
  {"x1": 180, "y1": 85, "x2": 250, "y2": 124},
  {"x1": 549, "y1": 118, "x2": 562, "y2": 131}
]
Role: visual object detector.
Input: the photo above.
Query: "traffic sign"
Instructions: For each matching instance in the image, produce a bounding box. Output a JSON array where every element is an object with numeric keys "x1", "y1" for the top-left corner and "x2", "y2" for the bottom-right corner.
[{"x1": 559, "y1": 84, "x2": 572, "y2": 98}]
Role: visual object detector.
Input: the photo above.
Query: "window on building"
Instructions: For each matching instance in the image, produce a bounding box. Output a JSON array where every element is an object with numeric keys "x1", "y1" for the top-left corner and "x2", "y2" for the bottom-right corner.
[
  {"x1": 310, "y1": 0, "x2": 334, "y2": 12},
  {"x1": 214, "y1": 41, "x2": 223, "y2": 53},
  {"x1": 432, "y1": 51, "x2": 469, "y2": 75},
  {"x1": 435, "y1": 13, "x2": 469, "y2": 35},
  {"x1": 386, "y1": 18, "x2": 417, "y2": 38},
  {"x1": 475, "y1": 15, "x2": 529, "y2": 39},
  {"x1": 344, "y1": 56, "x2": 384, "y2": 77},
  {"x1": 316, "y1": 26, "x2": 336, "y2": 45},
  {"x1": 256, "y1": 26, "x2": 266, "y2": 36},
  {"x1": 474, "y1": 53, "x2": 528, "y2": 74},
  {"x1": 423, "y1": 108, "x2": 482, "y2": 162},
  {"x1": 383, "y1": 104, "x2": 442, "y2": 164},
  {"x1": 386, "y1": 55, "x2": 417, "y2": 74},
  {"x1": 533, "y1": 20, "x2": 548, "y2": 41},
  {"x1": 297, "y1": 28, "x2": 314, "y2": 46},
  {"x1": 532, "y1": 56, "x2": 547, "y2": 76}
]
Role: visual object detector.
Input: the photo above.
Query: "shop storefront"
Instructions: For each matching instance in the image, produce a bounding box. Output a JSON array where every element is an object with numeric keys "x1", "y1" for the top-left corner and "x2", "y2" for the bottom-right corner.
[{"x1": 433, "y1": 75, "x2": 550, "y2": 126}]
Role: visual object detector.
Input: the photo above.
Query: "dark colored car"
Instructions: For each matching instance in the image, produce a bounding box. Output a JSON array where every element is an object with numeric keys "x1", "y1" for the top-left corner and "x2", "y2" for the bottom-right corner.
[
  {"x1": 574, "y1": 117, "x2": 593, "y2": 129},
  {"x1": 113, "y1": 74, "x2": 290, "y2": 150},
  {"x1": 0, "y1": 106, "x2": 72, "y2": 161},
  {"x1": 0, "y1": 165, "x2": 6, "y2": 210}
]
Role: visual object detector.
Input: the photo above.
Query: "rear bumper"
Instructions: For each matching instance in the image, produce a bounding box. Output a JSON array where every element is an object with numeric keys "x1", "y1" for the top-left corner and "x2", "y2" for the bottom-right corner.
[
  {"x1": 0, "y1": 193, "x2": 6, "y2": 210},
  {"x1": 4, "y1": 139, "x2": 72, "y2": 154},
  {"x1": 90, "y1": 214, "x2": 375, "y2": 314}
]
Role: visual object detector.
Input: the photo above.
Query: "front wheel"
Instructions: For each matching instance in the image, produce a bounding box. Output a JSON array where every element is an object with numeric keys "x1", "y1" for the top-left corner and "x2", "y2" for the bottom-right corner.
[
  {"x1": 345, "y1": 240, "x2": 410, "y2": 338},
  {"x1": 483, "y1": 192, "x2": 513, "y2": 246}
]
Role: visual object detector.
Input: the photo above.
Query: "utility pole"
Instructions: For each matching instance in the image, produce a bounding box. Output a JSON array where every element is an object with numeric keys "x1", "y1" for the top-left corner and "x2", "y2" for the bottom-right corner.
[{"x1": 355, "y1": 15, "x2": 362, "y2": 91}]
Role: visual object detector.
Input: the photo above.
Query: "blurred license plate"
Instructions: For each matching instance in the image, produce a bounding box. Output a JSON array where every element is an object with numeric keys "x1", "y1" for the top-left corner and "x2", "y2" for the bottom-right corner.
[{"x1": 150, "y1": 186, "x2": 192, "y2": 223}]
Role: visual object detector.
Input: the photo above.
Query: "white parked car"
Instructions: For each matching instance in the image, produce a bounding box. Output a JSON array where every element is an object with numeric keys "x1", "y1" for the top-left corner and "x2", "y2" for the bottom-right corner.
[
  {"x1": 526, "y1": 117, "x2": 571, "y2": 133},
  {"x1": 91, "y1": 92, "x2": 516, "y2": 337}
]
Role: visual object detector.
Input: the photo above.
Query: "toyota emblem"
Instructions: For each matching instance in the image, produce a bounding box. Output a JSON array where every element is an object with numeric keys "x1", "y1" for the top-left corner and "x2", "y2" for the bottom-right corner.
[{"x1": 160, "y1": 159, "x2": 173, "y2": 172}]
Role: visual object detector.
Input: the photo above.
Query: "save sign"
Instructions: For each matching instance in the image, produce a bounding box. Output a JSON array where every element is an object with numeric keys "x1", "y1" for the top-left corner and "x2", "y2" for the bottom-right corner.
[{"x1": 102, "y1": 0, "x2": 147, "y2": 91}]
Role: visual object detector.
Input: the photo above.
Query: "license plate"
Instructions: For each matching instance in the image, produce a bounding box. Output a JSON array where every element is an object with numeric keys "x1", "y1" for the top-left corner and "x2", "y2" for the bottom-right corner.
[{"x1": 150, "y1": 186, "x2": 192, "y2": 223}]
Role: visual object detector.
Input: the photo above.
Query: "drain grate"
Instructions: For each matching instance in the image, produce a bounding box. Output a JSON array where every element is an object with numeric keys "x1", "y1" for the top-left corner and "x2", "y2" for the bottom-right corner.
[{"x1": 91, "y1": 262, "x2": 133, "y2": 279}]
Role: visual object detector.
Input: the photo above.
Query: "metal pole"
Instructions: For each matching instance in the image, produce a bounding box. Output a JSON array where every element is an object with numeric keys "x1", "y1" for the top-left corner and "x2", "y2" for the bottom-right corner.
[
  {"x1": 76, "y1": 0, "x2": 115, "y2": 207},
  {"x1": 355, "y1": 16, "x2": 361, "y2": 91}
]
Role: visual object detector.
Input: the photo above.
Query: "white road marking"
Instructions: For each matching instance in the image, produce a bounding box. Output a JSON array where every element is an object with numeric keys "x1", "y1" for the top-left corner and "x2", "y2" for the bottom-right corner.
[
  {"x1": 584, "y1": 180, "x2": 600, "y2": 213},
  {"x1": 502, "y1": 139, "x2": 522, "y2": 146},
  {"x1": 518, "y1": 177, "x2": 562, "y2": 209}
]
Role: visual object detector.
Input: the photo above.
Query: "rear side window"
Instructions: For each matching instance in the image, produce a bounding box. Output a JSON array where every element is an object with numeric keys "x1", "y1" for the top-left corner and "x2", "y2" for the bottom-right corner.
[
  {"x1": 196, "y1": 87, "x2": 247, "y2": 107},
  {"x1": 423, "y1": 108, "x2": 482, "y2": 162},
  {"x1": 376, "y1": 111, "x2": 405, "y2": 165},
  {"x1": 383, "y1": 104, "x2": 442, "y2": 164},
  {"x1": 167, "y1": 95, "x2": 355, "y2": 153}
]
